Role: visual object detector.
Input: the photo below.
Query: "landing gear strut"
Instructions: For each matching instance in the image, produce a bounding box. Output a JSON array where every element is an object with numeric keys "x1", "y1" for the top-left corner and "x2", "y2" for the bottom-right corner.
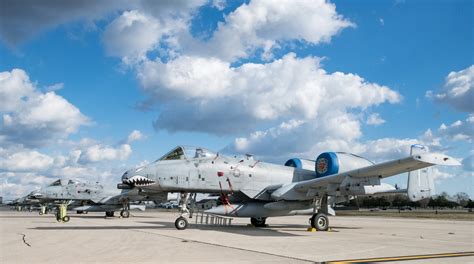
[
  {"x1": 309, "y1": 195, "x2": 331, "y2": 231},
  {"x1": 120, "y1": 199, "x2": 130, "y2": 218},
  {"x1": 250, "y1": 217, "x2": 267, "y2": 227},
  {"x1": 56, "y1": 203, "x2": 70, "y2": 223},
  {"x1": 173, "y1": 192, "x2": 196, "y2": 230}
]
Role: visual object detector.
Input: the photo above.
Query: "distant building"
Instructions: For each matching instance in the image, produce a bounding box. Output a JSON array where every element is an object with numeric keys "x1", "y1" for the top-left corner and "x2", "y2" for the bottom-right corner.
[{"x1": 196, "y1": 199, "x2": 217, "y2": 210}]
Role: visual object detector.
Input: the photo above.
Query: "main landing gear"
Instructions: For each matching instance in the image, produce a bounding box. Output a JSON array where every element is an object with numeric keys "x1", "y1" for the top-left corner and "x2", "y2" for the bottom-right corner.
[
  {"x1": 120, "y1": 199, "x2": 130, "y2": 218},
  {"x1": 250, "y1": 217, "x2": 267, "y2": 227},
  {"x1": 310, "y1": 213, "x2": 329, "y2": 231},
  {"x1": 308, "y1": 195, "x2": 332, "y2": 231},
  {"x1": 174, "y1": 192, "x2": 196, "y2": 230},
  {"x1": 105, "y1": 211, "x2": 115, "y2": 217}
]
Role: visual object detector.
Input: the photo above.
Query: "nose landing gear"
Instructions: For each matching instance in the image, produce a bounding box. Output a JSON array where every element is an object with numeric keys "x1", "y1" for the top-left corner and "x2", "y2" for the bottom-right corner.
[{"x1": 174, "y1": 193, "x2": 196, "y2": 230}]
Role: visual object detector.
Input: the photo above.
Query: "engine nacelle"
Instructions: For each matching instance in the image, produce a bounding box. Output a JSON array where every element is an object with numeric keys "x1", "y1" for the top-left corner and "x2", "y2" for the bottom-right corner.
[
  {"x1": 315, "y1": 152, "x2": 374, "y2": 178},
  {"x1": 284, "y1": 158, "x2": 316, "y2": 171}
]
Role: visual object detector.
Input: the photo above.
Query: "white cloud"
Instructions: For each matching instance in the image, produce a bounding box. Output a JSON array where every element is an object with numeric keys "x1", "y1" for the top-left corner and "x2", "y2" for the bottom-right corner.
[
  {"x1": 0, "y1": 150, "x2": 54, "y2": 172},
  {"x1": 45, "y1": 82, "x2": 64, "y2": 91},
  {"x1": 78, "y1": 144, "x2": 132, "y2": 163},
  {"x1": 139, "y1": 53, "x2": 401, "y2": 135},
  {"x1": 438, "y1": 115, "x2": 474, "y2": 142},
  {"x1": 427, "y1": 65, "x2": 474, "y2": 113},
  {"x1": 366, "y1": 113, "x2": 386, "y2": 126},
  {"x1": 211, "y1": 0, "x2": 226, "y2": 11},
  {"x1": 0, "y1": 69, "x2": 89, "y2": 148},
  {"x1": 103, "y1": 10, "x2": 170, "y2": 62},
  {"x1": 192, "y1": 0, "x2": 354, "y2": 61},
  {"x1": 0, "y1": 69, "x2": 35, "y2": 112},
  {"x1": 127, "y1": 130, "x2": 144, "y2": 143}
]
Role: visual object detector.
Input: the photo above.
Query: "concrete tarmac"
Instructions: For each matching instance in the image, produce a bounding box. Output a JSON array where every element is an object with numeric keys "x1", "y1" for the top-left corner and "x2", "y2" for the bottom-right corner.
[{"x1": 0, "y1": 209, "x2": 473, "y2": 263}]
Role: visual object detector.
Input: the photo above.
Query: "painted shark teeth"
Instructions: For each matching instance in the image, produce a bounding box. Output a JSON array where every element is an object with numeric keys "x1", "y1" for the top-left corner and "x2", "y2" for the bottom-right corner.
[{"x1": 124, "y1": 175, "x2": 155, "y2": 186}]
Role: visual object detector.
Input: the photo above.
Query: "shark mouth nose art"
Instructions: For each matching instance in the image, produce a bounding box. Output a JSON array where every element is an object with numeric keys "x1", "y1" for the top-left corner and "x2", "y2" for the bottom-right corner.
[{"x1": 124, "y1": 175, "x2": 155, "y2": 186}]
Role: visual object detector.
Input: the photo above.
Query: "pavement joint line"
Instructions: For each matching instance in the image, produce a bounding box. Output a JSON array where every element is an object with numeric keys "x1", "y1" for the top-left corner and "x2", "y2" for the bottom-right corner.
[
  {"x1": 327, "y1": 251, "x2": 474, "y2": 263},
  {"x1": 130, "y1": 229, "x2": 316, "y2": 263}
]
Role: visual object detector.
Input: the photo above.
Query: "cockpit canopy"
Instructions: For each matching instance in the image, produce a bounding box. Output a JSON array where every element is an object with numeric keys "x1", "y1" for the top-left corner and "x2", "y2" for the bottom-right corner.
[
  {"x1": 47, "y1": 179, "x2": 79, "y2": 186},
  {"x1": 157, "y1": 146, "x2": 217, "y2": 161},
  {"x1": 48, "y1": 179, "x2": 63, "y2": 186}
]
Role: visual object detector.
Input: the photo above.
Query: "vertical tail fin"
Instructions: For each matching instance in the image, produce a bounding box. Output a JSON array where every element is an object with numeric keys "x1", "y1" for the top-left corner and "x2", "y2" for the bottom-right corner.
[{"x1": 407, "y1": 144, "x2": 435, "y2": 201}]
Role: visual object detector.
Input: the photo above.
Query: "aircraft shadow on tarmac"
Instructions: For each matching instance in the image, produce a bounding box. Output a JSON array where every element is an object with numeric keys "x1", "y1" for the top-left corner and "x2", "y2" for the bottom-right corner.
[
  {"x1": 29, "y1": 220, "x2": 318, "y2": 237},
  {"x1": 0, "y1": 215, "x2": 47, "y2": 219},
  {"x1": 30, "y1": 217, "x2": 362, "y2": 236}
]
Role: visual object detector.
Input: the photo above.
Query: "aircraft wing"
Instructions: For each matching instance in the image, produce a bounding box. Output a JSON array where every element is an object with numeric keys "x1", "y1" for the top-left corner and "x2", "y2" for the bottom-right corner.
[{"x1": 271, "y1": 153, "x2": 460, "y2": 200}]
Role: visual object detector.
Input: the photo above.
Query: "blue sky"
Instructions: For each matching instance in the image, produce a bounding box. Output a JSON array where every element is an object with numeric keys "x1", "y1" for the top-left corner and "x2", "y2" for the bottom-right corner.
[{"x1": 0, "y1": 0, "x2": 472, "y2": 199}]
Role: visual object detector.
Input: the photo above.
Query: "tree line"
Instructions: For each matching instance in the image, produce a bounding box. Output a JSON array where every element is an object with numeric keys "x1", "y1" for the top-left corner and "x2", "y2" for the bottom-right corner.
[{"x1": 342, "y1": 192, "x2": 474, "y2": 209}]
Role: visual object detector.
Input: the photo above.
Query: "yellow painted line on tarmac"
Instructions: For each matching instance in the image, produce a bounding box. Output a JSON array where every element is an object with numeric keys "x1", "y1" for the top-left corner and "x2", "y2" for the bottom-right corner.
[{"x1": 328, "y1": 251, "x2": 474, "y2": 263}]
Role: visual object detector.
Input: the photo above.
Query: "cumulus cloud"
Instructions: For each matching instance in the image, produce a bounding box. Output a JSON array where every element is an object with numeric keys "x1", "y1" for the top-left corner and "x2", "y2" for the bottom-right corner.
[
  {"x1": 0, "y1": 150, "x2": 54, "y2": 172},
  {"x1": 78, "y1": 144, "x2": 132, "y2": 163},
  {"x1": 139, "y1": 53, "x2": 401, "y2": 135},
  {"x1": 437, "y1": 115, "x2": 474, "y2": 142},
  {"x1": 366, "y1": 113, "x2": 386, "y2": 126},
  {"x1": 102, "y1": 10, "x2": 182, "y2": 62},
  {"x1": 427, "y1": 65, "x2": 474, "y2": 113},
  {"x1": 191, "y1": 0, "x2": 354, "y2": 61},
  {"x1": 0, "y1": 69, "x2": 89, "y2": 148}
]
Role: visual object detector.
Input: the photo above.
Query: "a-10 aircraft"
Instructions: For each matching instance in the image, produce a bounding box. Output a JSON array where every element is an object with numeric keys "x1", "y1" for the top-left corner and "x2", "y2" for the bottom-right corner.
[
  {"x1": 29, "y1": 179, "x2": 167, "y2": 222},
  {"x1": 118, "y1": 144, "x2": 460, "y2": 231}
]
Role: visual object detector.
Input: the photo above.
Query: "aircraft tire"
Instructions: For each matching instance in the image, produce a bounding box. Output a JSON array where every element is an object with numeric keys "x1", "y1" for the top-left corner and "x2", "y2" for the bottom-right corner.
[
  {"x1": 62, "y1": 216, "x2": 70, "y2": 222},
  {"x1": 175, "y1": 217, "x2": 188, "y2": 230},
  {"x1": 55, "y1": 212, "x2": 61, "y2": 222},
  {"x1": 39, "y1": 211, "x2": 43, "y2": 215},
  {"x1": 310, "y1": 213, "x2": 329, "y2": 231},
  {"x1": 105, "y1": 211, "x2": 115, "y2": 217},
  {"x1": 120, "y1": 210, "x2": 130, "y2": 218},
  {"x1": 250, "y1": 217, "x2": 267, "y2": 227}
]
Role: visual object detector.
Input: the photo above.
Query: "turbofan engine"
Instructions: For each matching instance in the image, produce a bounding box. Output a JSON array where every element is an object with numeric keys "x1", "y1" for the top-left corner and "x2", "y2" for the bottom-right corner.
[{"x1": 315, "y1": 152, "x2": 374, "y2": 178}]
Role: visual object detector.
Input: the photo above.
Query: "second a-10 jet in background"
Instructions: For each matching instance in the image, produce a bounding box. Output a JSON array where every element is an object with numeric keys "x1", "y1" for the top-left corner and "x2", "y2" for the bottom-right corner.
[
  {"x1": 29, "y1": 179, "x2": 167, "y2": 222},
  {"x1": 119, "y1": 145, "x2": 460, "y2": 230}
]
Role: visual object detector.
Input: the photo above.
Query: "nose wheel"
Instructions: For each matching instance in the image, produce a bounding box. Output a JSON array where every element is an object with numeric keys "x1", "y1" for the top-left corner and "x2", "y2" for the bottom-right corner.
[{"x1": 173, "y1": 192, "x2": 196, "y2": 230}]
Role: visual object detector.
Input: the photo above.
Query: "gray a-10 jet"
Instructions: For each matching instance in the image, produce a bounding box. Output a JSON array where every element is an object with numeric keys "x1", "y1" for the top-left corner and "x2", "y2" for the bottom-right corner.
[
  {"x1": 119, "y1": 145, "x2": 459, "y2": 230},
  {"x1": 29, "y1": 179, "x2": 167, "y2": 222}
]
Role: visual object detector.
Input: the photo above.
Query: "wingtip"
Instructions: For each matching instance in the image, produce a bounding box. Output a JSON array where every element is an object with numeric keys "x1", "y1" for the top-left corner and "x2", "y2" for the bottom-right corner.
[{"x1": 416, "y1": 153, "x2": 462, "y2": 166}]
